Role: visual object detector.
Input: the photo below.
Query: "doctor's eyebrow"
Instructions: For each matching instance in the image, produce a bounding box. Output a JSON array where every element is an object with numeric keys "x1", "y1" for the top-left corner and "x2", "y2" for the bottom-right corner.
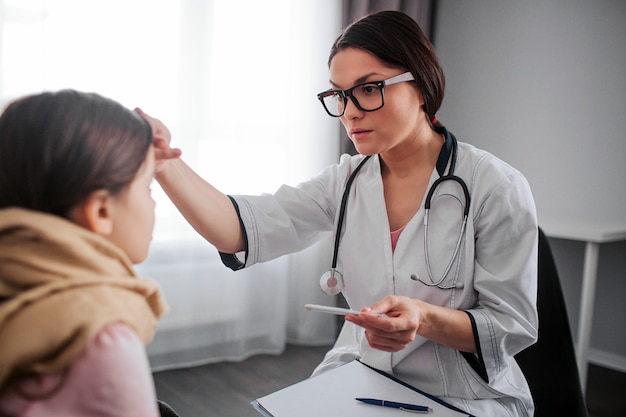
[{"x1": 329, "y1": 72, "x2": 382, "y2": 89}]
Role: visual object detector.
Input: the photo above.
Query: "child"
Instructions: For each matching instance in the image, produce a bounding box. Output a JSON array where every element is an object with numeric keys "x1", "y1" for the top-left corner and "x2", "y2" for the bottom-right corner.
[{"x1": 0, "y1": 90, "x2": 170, "y2": 416}]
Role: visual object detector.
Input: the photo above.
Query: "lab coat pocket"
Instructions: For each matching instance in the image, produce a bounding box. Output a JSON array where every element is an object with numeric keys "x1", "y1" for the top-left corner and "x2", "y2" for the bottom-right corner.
[
  {"x1": 458, "y1": 353, "x2": 505, "y2": 399},
  {"x1": 458, "y1": 353, "x2": 533, "y2": 415}
]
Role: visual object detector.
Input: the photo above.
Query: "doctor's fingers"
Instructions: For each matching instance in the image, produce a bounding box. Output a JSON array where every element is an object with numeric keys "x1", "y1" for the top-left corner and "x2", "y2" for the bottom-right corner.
[
  {"x1": 135, "y1": 108, "x2": 172, "y2": 143},
  {"x1": 152, "y1": 137, "x2": 181, "y2": 174},
  {"x1": 135, "y1": 108, "x2": 182, "y2": 172},
  {"x1": 364, "y1": 328, "x2": 415, "y2": 352},
  {"x1": 154, "y1": 137, "x2": 182, "y2": 159},
  {"x1": 368, "y1": 295, "x2": 421, "y2": 316},
  {"x1": 352, "y1": 315, "x2": 418, "y2": 343},
  {"x1": 347, "y1": 309, "x2": 419, "y2": 334}
]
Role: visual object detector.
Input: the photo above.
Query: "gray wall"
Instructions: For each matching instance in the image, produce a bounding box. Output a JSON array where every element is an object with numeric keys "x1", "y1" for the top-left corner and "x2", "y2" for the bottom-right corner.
[{"x1": 433, "y1": 0, "x2": 626, "y2": 370}]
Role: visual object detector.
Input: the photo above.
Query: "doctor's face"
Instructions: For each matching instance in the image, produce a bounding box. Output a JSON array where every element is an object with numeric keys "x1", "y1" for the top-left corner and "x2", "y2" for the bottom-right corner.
[{"x1": 329, "y1": 47, "x2": 426, "y2": 156}]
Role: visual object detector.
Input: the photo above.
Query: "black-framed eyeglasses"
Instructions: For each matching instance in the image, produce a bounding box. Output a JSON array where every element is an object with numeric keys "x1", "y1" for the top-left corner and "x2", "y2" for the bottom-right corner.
[{"x1": 316, "y1": 72, "x2": 415, "y2": 117}]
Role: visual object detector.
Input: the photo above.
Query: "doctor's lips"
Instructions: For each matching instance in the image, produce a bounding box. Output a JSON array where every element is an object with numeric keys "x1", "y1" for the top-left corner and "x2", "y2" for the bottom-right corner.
[{"x1": 350, "y1": 128, "x2": 372, "y2": 138}]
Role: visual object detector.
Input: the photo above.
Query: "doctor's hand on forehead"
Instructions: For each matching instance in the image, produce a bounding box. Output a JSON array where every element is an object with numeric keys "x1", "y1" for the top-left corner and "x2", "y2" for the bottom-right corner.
[
  {"x1": 345, "y1": 295, "x2": 477, "y2": 354},
  {"x1": 135, "y1": 108, "x2": 182, "y2": 174},
  {"x1": 134, "y1": 108, "x2": 245, "y2": 254}
]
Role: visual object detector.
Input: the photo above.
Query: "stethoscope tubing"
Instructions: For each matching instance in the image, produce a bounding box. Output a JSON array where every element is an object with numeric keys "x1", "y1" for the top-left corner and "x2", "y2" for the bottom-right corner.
[
  {"x1": 323, "y1": 130, "x2": 470, "y2": 293},
  {"x1": 421, "y1": 136, "x2": 471, "y2": 287},
  {"x1": 330, "y1": 154, "x2": 372, "y2": 271}
]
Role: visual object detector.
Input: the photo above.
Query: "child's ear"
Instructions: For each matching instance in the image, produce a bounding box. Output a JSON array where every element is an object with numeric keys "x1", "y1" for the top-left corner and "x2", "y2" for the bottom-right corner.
[{"x1": 69, "y1": 190, "x2": 114, "y2": 236}]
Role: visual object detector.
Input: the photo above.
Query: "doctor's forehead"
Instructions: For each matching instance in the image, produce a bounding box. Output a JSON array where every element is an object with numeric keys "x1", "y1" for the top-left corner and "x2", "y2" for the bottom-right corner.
[
  {"x1": 328, "y1": 48, "x2": 390, "y2": 88},
  {"x1": 329, "y1": 72, "x2": 384, "y2": 89}
]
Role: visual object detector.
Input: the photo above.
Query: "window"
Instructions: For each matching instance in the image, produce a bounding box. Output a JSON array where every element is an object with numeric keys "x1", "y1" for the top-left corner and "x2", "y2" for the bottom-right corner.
[
  {"x1": 1, "y1": 0, "x2": 342, "y2": 368},
  {"x1": 0, "y1": 0, "x2": 340, "y2": 240}
]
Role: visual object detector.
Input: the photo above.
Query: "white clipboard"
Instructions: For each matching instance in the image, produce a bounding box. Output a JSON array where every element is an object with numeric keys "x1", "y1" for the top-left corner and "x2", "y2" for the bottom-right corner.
[{"x1": 251, "y1": 360, "x2": 475, "y2": 417}]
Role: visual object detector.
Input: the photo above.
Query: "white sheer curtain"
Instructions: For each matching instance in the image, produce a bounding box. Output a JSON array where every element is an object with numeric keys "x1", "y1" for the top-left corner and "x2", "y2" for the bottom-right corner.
[{"x1": 0, "y1": 0, "x2": 343, "y2": 370}]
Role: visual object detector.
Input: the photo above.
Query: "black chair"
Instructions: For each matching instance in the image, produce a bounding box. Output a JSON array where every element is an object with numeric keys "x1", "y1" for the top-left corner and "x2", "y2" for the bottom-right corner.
[
  {"x1": 515, "y1": 228, "x2": 588, "y2": 417},
  {"x1": 158, "y1": 400, "x2": 182, "y2": 417}
]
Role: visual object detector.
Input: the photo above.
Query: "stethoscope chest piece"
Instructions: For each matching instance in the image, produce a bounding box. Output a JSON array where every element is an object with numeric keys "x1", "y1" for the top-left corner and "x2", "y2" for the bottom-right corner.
[{"x1": 320, "y1": 269, "x2": 344, "y2": 295}]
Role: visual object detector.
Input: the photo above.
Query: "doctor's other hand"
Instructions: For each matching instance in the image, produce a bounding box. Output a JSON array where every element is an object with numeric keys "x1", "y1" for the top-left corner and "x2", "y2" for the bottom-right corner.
[
  {"x1": 135, "y1": 107, "x2": 181, "y2": 174},
  {"x1": 345, "y1": 295, "x2": 423, "y2": 353},
  {"x1": 346, "y1": 295, "x2": 477, "y2": 354}
]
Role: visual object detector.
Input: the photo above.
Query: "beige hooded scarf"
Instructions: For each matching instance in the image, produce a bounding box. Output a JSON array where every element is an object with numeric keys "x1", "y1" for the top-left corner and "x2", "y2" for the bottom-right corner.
[{"x1": 0, "y1": 208, "x2": 168, "y2": 391}]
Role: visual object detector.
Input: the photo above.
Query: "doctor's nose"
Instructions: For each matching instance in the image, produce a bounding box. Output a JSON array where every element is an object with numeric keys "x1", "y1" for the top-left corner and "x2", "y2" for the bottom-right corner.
[{"x1": 341, "y1": 97, "x2": 364, "y2": 120}]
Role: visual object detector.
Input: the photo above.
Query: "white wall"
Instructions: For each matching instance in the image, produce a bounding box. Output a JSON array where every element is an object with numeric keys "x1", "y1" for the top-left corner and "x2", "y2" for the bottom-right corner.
[{"x1": 433, "y1": 0, "x2": 626, "y2": 370}]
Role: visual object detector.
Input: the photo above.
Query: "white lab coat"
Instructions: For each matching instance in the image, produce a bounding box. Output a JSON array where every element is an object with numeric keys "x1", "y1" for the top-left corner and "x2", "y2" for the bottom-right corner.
[{"x1": 225, "y1": 135, "x2": 538, "y2": 416}]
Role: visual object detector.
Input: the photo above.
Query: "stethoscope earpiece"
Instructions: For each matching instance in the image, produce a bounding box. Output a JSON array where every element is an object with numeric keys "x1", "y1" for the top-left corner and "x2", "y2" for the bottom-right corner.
[{"x1": 410, "y1": 272, "x2": 465, "y2": 289}]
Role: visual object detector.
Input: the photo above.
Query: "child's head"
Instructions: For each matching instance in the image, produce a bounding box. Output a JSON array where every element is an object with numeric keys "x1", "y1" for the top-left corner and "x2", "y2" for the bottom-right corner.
[{"x1": 0, "y1": 89, "x2": 156, "y2": 263}]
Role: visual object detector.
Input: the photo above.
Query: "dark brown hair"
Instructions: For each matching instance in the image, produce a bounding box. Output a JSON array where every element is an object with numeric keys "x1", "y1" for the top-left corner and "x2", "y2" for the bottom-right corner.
[
  {"x1": 328, "y1": 10, "x2": 445, "y2": 122},
  {"x1": 0, "y1": 89, "x2": 152, "y2": 218}
]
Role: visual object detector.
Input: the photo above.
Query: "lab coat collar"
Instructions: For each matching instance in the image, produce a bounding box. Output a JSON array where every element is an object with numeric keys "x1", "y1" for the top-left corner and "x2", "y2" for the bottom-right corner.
[{"x1": 434, "y1": 125, "x2": 453, "y2": 177}]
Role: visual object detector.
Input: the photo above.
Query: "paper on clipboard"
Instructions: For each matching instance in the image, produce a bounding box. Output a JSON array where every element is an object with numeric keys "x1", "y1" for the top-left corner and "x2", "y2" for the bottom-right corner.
[{"x1": 251, "y1": 360, "x2": 473, "y2": 417}]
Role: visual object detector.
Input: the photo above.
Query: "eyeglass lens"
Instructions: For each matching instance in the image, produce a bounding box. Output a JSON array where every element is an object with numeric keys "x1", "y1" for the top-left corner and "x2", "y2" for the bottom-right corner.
[{"x1": 321, "y1": 83, "x2": 384, "y2": 117}]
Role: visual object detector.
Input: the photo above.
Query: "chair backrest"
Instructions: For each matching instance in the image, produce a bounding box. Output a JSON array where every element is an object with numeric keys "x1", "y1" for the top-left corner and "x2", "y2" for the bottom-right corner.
[
  {"x1": 158, "y1": 400, "x2": 182, "y2": 417},
  {"x1": 515, "y1": 228, "x2": 588, "y2": 417}
]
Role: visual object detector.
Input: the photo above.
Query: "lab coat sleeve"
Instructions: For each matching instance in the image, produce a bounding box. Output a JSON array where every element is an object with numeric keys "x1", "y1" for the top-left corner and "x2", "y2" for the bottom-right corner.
[
  {"x1": 218, "y1": 156, "x2": 355, "y2": 269},
  {"x1": 218, "y1": 196, "x2": 249, "y2": 271},
  {"x1": 465, "y1": 167, "x2": 538, "y2": 384}
]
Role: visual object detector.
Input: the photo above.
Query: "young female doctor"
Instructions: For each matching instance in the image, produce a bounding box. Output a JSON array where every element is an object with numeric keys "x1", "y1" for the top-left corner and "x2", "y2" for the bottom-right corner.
[{"x1": 146, "y1": 10, "x2": 539, "y2": 416}]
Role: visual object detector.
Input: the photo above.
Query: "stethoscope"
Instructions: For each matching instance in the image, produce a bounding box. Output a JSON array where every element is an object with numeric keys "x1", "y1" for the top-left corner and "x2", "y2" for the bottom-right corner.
[{"x1": 320, "y1": 127, "x2": 471, "y2": 295}]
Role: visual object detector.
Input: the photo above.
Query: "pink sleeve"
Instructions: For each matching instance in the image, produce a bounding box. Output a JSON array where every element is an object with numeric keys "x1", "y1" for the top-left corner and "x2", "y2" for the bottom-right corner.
[
  {"x1": 63, "y1": 322, "x2": 159, "y2": 416},
  {"x1": 0, "y1": 323, "x2": 159, "y2": 417}
]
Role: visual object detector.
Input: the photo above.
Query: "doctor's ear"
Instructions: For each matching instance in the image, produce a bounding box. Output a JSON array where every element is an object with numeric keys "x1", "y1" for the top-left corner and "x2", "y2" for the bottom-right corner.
[{"x1": 67, "y1": 190, "x2": 115, "y2": 236}]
